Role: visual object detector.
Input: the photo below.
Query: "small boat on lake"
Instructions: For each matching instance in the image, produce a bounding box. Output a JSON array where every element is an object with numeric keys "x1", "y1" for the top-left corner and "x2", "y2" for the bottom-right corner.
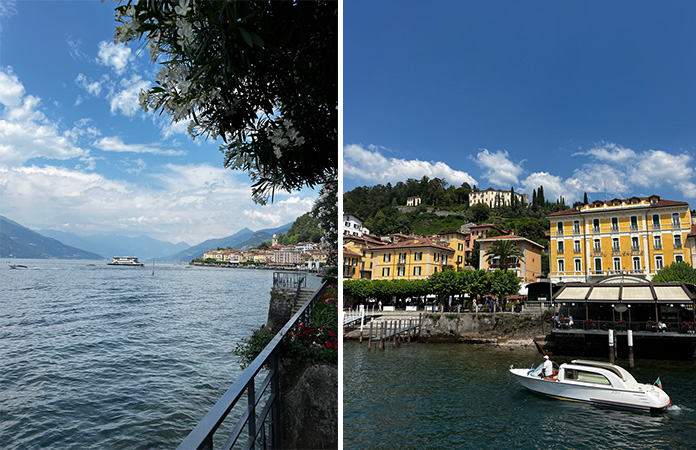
[
  {"x1": 107, "y1": 256, "x2": 144, "y2": 267},
  {"x1": 509, "y1": 359, "x2": 671, "y2": 411},
  {"x1": 9, "y1": 264, "x2": 28, "y2": 269}
]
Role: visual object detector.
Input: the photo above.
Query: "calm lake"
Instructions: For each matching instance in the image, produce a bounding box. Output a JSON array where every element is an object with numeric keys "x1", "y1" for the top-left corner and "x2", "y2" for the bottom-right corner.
[
  {"x1": 0, "y1": 259, "x2": 321, "y2": 449},
  {"x1": 344, "y1": 341, "x2": 696, "y2": 449}
]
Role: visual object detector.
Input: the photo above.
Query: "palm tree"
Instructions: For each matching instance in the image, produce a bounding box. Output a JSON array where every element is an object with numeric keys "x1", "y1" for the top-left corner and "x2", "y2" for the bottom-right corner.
[{"x1": 484, "y1": 239, "x2": 524, "y2": 272}]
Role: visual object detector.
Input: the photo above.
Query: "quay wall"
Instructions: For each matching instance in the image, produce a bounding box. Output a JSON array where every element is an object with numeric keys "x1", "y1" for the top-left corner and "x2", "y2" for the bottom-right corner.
[{"x1": 346, "y1": 312, "x2": 547, "y2": 344}]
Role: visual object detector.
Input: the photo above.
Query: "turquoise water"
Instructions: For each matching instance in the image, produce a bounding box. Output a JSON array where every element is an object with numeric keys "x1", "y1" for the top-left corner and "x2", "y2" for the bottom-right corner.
[
  {"x1": 344, "y1": 342, "x2": 696, "y2": 449},
  {"x1": 0, "y1": 260, "x2": 321, "y2": 449}
]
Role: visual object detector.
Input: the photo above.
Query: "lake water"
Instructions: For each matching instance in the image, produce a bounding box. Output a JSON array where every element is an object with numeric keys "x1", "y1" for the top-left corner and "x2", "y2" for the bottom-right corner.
[
  {"x1": 0, "y1": 260, "x2": 321, "y2": 449},
  {"x1": 344, "y1": 341, "x2": 696, "y2": 449}
]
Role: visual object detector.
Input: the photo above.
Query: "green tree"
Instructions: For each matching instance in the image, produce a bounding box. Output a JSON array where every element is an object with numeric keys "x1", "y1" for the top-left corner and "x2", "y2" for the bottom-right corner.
[
  {"x1": 488, "y1": 270, "x2": 521, "y2": 308},
  {"x1": 462, "y1": 269, "x2": 490, "y2": 305},
  {"x1": 651, "y1": 262, "x2": 696, "y2": 284},
  {"x1": 427, "y1": 270, "x2": 464, "y2": 307},
  {"x1": 115, "y1": 0, "x2": 337, "y2": 203},
  {"x1": 484, "y1": 240, "x2": 524, "y2": 272}
]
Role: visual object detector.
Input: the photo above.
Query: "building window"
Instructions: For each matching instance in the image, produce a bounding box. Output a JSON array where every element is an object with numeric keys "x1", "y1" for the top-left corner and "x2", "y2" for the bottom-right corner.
[
  {"x1": 594, "y1": 258, "x2": 602, "y2": 273},
  {"x1": 442, "y1": 255, "x2": 448, "y2": 265},
  {"x1": 632, "y1": 257, "x2": 641, "y2": 272},
  {"x1": 652, "y1": 214, "x2": 660, "y2": 230},
  {"x1": 654, "y1": 235, "x2": 662, "y2": 250},
  {"x1": 557, "y1": 223, "x2": 564, "y2": 235},
  {"x1": 574, "y1": 259, "x2": 582, "y2": 272},
  {"x1": 612, "y1": 238, "x2": 619, "y2": 252},
  {"x1": 672, "y1": 213, "x2": 680, "y2": 228},
  {"x1": 613, "y1": 258, "x2": 621, "y2": 272},
  {"x1": 434, "y1": 253, "x2": 440, "y2": 262},
  {"x1": 593, "y1": 239, "x2": 601, "y2": 253},
  {"x1": 557, "y1": 259, "x2": 565, "y2": 272},
  {"x1": 457, "y1": 256, "x2": 463, "y2": 264},
  {"x1": 655, "y1": 256, "x2": 664, "y2": 270},
  {"x1": 382, "y1": 267, "x2": 390, "y2": 277},
  {"x1": 414, "y1": 252, "x2": 423, "y2": 261},
  {"x1": 574, "y1": 240, "x2": 581, "y2": 253},
  {"x1": 414, "y1": 266, "x2": 422, "y2": 276},
  {"x1": 397, "y1": 266, "x2": 405, "y2": 277},
  {"x1": 676, "y1": 254, "x2": 684, "y2": 263},
  {"x1": 674, "y1": 235, "x2": 682, "y2": 249},
  {"x1": 557, "y1": 241, "x2": 564, "y2": 254},
  {"x1": 458, "y1": 243, "x2": 463, "y2": 251},
  {"x1": 611, "y1": 217, "x2": 619, "y2": 232},
  {"x1": 630, "y1": 216, "x2": 638, "y2": 231},
  {"x1": 398, "y1": 252, "x2": 407, "y2": 264},
  {"x1": 383, "y1": 253, "x2": 391, "y2": 262},
  {"x1": 631, "y1": 237, "x2": 639, "y2": 251},
  {"x1": 573, "y1": 220, "x2": 580, "y2": 234},
  {"x1": 593, "y1": 219, "x2": 600, "y2": 233}
]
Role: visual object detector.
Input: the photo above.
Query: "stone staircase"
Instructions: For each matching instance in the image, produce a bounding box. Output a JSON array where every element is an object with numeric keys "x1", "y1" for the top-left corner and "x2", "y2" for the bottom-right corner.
[{"x1": 291, "y1": 288, "x2": 316, "y2": 316}]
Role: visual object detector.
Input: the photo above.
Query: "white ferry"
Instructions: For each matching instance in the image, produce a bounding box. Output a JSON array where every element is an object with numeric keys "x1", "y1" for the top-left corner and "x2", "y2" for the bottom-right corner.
[{"x1": 107, "y1": 256, "x2": 145, "y2": 267}]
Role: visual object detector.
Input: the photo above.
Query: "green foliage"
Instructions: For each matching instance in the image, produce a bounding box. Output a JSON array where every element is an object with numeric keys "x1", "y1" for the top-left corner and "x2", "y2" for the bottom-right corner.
[
  {"x1": 233, "y1": 328, "x2": 275, "y2": 369},
  {"x1": 115, "y1": 0, "x2": 337, "y2": 203},
  {"x1": 484, "y1": 240, "x2": 525, "y2": 272},
  {"x1": 488, "y1": 270, "x2": 521, "y2": 298},
  {"x1": 428, "y1": 270, "x2": 464, "y2": 299},
  {"x1": 651, "y1": 262, "x2": 696, "y2": 284}
]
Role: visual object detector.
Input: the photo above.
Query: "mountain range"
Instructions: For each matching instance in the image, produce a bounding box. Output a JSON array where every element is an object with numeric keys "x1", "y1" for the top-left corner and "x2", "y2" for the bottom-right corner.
[{"x1": 0, "y1": 215, "x2": 293, "y2": 261}]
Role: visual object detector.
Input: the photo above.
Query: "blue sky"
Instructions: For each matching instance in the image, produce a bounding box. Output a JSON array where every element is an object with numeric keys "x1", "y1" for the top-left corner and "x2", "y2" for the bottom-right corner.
[
  {"x1": 344, "y1": 1, "x2": 696, "y2": 207},
  {"x1": 0, "y1": 1, "x2": 317, "y2": 245}
]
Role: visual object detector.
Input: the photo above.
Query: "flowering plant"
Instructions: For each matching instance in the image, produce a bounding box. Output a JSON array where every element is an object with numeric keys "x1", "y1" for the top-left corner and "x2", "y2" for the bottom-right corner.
[{"x1": 284, "y1": 285, "x2": 337, "y2": 363}]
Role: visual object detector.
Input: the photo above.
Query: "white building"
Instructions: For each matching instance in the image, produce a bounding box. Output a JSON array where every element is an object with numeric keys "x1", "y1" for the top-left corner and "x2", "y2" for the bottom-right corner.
[
  {"x1": 343, "y1": 213, "x2": 363, "y2": 237},
  {"x1": 469, "y1": 189, "x2": 529, "y2": 208}
]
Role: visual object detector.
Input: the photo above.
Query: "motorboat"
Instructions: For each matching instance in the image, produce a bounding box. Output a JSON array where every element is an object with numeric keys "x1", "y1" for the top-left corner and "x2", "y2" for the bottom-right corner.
[
  {"x1": 9, "y1": 264, "x2": 28, "y2": 269},
  {"x1": 107, "y1": 256, "x2": 144, "y2": 267},
  {"x1": 509, "y1": 359, "x2": 671, "y2": 411}
]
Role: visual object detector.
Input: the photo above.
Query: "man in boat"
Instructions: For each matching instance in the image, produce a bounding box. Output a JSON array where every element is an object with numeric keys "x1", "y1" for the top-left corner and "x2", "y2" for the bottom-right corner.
[{"x1": 541, "y1": 355, "x2": 554, "y2": 378}]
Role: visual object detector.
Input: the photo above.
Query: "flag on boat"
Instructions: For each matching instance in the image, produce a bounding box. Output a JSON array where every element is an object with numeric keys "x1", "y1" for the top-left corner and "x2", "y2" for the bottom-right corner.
[{"x1": 654, "y1": 377, "x2": 662, "y2": 390}]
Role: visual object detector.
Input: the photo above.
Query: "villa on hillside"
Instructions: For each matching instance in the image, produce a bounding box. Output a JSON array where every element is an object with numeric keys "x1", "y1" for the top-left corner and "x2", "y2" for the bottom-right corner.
[
  {"x1": 343, "y1": 213, "x2": 364, "y2": 237},
  {"x1": 469, "y1": 189, "x2": 529, "y2": 208},
  {"x1": 406, "y1": 196, "x2": 422, "y2": 207}
]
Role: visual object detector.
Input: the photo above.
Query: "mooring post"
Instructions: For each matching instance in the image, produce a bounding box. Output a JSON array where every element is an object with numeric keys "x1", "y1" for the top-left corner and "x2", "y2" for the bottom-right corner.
[
  {"x1": 628, "y1": 329, "x2": 635, "y2": 371},
  {"x1": 393, "y1": 321, "x2": 397, "y2": 348},
  {"x1": 380, "y1": 321, "x2": 385, "y2": 350},
  {"x1": 608, "y1": 329, "x2": 615, "y2": 365},
  {"x1": 368, "y1": 320, "x2": 373, "y2": 350}
]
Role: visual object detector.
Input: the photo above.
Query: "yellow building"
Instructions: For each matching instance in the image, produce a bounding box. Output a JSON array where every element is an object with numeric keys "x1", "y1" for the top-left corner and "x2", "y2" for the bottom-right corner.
[
  {"x1": 547, "y1": 195, "x2": 692, "y2": 283},
  {"x1": 369, "y1": 237, "x2": 455, "y2": 280},
  {"x1": 432, "y1": 231, "x2": 469, "y2": 269},
  {"x1": 343, "y1": 247, "x2": 361, "y2": 279},
  {"x1": 343, "y1": 234, "x2": 384, "y2": 280},
  {"x1": 477, "y1": 235, "x2": 544, "y2": 283}
]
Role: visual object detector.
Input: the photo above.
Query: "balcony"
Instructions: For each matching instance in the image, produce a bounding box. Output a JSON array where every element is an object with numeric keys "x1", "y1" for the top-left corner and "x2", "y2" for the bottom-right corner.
[
  {"x1": 573, "y1": 247, "x2": 582, "y2": 254},
  {"x1": 672, "y1": 221, "x2": 681, "y2": 229},
  {"x1": 654, "y1": 243, "x2": 663, "y2": 250},
  {"x1": 573, "y1": 227, "x2": 581, "y2": 235},
  {"x1": 674, "y1": 243, "x2": 683, "y2": 250},
  {"x1": 652, "y1": 223, "x2": 661, "y2": 231},
  {"x1": 630, "y1": 224, "x2": 639, "y2": 231},
  {"x1": 397, "y1": 258, "x2": 407, "y2": 264},
  {"x1": 557, "y1": 248, "x2": 564, "y2": 255},
  {"x1": 611, "y1": 225, "x2": 619, "y2": 232},
  {"x1": 592, "y1": 227, "x2": 601, "y2": 234},
  {"x1": 557, "y1": 229, "x2": 564, "y2": 236}
]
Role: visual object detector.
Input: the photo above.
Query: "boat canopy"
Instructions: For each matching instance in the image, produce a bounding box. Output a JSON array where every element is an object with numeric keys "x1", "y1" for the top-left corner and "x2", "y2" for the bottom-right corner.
[{"x1": 554, "y1": 282, "x2": 695, "y2": 305}]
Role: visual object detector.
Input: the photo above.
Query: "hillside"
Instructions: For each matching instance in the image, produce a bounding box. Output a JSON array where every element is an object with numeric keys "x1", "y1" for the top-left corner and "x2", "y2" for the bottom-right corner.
[
  {"x1": 0, "y1": 216, "x2": 103, "y2": 260},
  {"x1": 164, "y1": 223, "x2": 294, "y2": 261}
]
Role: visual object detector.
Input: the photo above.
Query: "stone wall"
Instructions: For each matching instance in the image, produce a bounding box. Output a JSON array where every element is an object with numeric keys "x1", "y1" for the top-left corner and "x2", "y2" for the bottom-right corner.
[
  {"x1": 279, "y1": 358, "x2": 338, "y2": 449},
  {"x1": 267, "y1": 287, "x2": 296, "y2": 332},
  {"x1": 420, "y1": 313, "x2": 545, "y2": 341}
]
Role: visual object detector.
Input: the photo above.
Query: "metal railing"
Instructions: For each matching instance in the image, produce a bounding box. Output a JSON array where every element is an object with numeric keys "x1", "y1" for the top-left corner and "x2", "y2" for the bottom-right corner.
[
  {"x1": 178, "y1": 281, "x2": 328, "y2": 450},
  {"x1": 272, "y1": 271, "x2": 307, "y2": 289}
]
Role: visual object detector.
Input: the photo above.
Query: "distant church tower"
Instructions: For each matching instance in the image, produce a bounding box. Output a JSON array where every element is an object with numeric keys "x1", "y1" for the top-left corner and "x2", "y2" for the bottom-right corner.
[{"x1": 272, "y1": 234, "x2": 278, "y2": 246}]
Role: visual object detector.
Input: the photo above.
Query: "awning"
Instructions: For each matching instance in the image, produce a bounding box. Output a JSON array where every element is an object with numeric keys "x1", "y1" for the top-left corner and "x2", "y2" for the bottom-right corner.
[{"x1": 553, "y1": 283, "x2": 695, "y2": 305}]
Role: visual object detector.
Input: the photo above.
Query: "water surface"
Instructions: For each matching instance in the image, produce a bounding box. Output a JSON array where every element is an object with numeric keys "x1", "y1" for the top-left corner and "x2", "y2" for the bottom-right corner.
[{"x1": 344, "y1": 341, "x2": 696, "y2": 449}]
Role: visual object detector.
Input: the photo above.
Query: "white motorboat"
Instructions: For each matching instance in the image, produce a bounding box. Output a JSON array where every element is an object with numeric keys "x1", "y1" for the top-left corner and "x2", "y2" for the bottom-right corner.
[
  {"x1": 107, "y1": 256, "x2": 144, "y2": 267},
  {"x1": 509, "y1": 359, "x2": 671, "y2": 411}
]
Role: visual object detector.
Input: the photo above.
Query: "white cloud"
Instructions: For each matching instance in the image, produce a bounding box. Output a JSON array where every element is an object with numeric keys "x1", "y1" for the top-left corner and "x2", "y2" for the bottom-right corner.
[
  {"x1": 66, "y1": 34, "x2": 87, "y2": 60},
  {"x1": 96, "y1": 41, "x2": 132, "y2": 75},
  {"x1": 0, "y1": 163, "x2": 317, "y2": 244},
  {"x1": 0, "y1": 69, "x2": 88, "y2": 165},
  {"x1": 161, "y1": 119, "x2": 191, "y2": 139},
  {"x1": 343, "y1": 144, "x2": 477, "y2": 186},
  {"x1": 629, "y1": 150, "x2": 692, "y2": 188},
  {"x1": 473, "y1": 149, "x2": 524, "y2": 187},
  {"x1": 109, "y1": 75, "x2": 150, "y2": 117},
  {"x1": 93, "y1": 136, "x2": 186, "y2": 156},
  {"x1": 573, "y1": 142, "x2": 636, "y2": 163},
  {"x1": 75, "y1": 73, "x2": 102, "y2": 96},
  {"x1": 0, "y1": 68, "x2": 25, "y2": 107}
]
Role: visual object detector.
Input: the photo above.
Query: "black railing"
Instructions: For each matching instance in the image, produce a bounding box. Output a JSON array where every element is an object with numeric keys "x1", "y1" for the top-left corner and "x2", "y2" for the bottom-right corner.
[
  {"x1": 273, "y1": 271, "x2": 307, "y2": 289},
  {"x1": 178, "y1": 281, "x2": 328, "y2": 450}
]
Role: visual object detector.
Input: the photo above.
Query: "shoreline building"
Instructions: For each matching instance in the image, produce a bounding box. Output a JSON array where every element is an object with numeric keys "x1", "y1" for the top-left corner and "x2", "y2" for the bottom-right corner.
[
  {"x1": 343, "y1": 213, "x2": 364, "y2": 237},
  {"x1": 369, "y1": 237, "x2": 454, "y2": 280},
  {"x1": 478, "y1": 234, "x2": 544, "y2": 283},
  {"x1": 547, "y1": 195, "x2": 693, "y2": 283},
  {"x1": 469, "y1": 189, "x2": 529, "y2": 209}
]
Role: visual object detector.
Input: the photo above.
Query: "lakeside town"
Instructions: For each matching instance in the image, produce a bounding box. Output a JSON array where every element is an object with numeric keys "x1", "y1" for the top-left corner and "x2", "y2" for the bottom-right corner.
[{"x1": 195, "y1": 234, "x2": 329, "y2": 271}]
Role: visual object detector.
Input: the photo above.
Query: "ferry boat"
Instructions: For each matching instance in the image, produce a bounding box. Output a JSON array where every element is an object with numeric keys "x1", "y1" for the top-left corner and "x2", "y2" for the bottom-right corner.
[
  {"x1": 107, "y1": 256, "x2": 145, "y2": 267},
  {"x1": 509, "y1": 359, "x2": 671, "y2": 411}
]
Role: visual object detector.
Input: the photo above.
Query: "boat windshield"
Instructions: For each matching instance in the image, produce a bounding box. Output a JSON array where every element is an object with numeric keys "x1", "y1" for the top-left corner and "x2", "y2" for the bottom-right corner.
[{"x1": 529, "y1": 363, "x2": 544, "y2": 377}]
